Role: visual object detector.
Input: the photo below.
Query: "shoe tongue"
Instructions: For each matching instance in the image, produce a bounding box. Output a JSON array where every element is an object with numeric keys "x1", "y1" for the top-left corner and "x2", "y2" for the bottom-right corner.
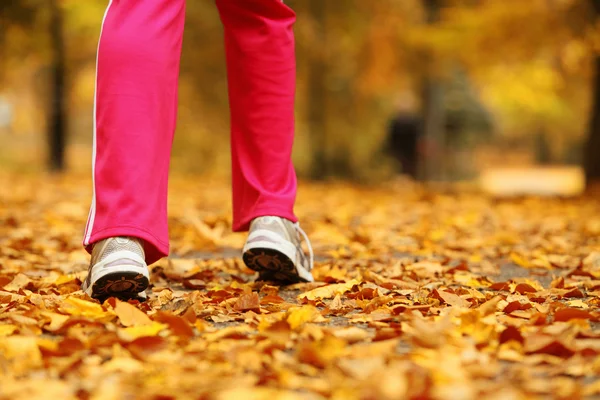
[{"x1": 115, "y1": 237, "x2": 131, "y2": 245}]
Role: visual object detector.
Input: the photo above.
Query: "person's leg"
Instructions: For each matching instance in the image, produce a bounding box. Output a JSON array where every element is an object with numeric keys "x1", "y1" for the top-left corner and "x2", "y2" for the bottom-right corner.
[
  {"x1": 83, "y1": 0, "x2": 186, "y2": 265},
  {"x1": 82, "y1": 0, "x2": 185, "y2": 299},
  {"x1": 215, "y1": 0, "x2": 298, "y2": 232},
  {"x1": 216, "y1": 1, "x2": 313, "y2": 283}
]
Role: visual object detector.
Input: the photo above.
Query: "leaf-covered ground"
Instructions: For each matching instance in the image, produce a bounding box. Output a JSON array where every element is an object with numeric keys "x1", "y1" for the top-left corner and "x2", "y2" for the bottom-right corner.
[{"x1": 1, "y1": 173, "x2": 599, "y2": 400}]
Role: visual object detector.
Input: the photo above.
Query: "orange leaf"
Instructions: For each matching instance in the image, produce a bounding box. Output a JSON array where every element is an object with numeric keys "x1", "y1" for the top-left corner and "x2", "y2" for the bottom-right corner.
[
  {"x1": 114, "y1": 300, "x2": 152, "y2": 327},
  {"x1": 554, "y1": 308, "x2": 594, "y2": 322},
  {"x1": 435, "y1": 289, "x2": 471, "y2": 308},
  {"x1": 514, "y1": 283, "x2": 537, "y2": 294},
  {"x1": 153, "y1": 311, "x2": 194, "y2": 339}
]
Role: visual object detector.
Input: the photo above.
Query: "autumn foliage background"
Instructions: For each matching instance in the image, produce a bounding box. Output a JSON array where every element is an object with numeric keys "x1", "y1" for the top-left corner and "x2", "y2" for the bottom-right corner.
[
  {"x1": 1, "y1": 1, "x2": 600, "y2": 400},
  {"x1": 3, "y1": 0, "x2": 600, "y2": 178}
]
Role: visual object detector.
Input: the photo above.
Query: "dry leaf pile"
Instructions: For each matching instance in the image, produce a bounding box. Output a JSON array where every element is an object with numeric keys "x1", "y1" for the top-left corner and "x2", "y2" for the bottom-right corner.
[{"x1": 1, "y1": 174, "x2": 599, "y2": 400}]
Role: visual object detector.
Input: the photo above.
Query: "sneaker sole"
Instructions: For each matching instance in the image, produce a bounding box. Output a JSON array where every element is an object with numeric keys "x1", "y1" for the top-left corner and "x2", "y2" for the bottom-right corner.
[
  {"x1": 90, "y1": 271, "x2": 149, "y2": 301},
  {"x1": 243, "y1": 247, "x2": 310, "y2": 284}
]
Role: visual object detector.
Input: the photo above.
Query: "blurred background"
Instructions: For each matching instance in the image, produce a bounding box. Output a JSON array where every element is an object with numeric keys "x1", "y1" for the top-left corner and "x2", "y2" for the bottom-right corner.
[{"x1": 2, "y1": 0, "x2": 600, "y2": 187}]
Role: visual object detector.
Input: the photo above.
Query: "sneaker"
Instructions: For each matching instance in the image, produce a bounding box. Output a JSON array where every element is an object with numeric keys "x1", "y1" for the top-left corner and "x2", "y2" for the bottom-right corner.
[
  {"x1": 81, "y1": 237, "x2": 150, "y2": 300},
  {"x1": 242, "y1": 216, "x2": 314, "y2": 283}
]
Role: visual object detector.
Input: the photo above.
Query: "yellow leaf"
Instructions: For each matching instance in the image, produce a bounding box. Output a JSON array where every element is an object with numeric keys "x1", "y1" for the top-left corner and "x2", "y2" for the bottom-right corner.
[
  {"x1": 36, "y1": 338, "x2": 59, "y2": 353},
  {"x1": 510, "y1": 253, "x2": 530, "y2": 268},
  {"x1": 54, "y1": 274, "x2": 78, "y2": 285},
  {"x1": 0, "y1": 336, "x2": 43, "y2": 374},
  {"x1": 59, "y1": 297, "x2": 115, "y2": 322},
  {"x1": 40, "y1": 311, "x2": 70, "y2": 332},
  {"x1": 117, "y1": 322, "x2": 167, "y2": 342},
  {"x1": 566, "y1": 299, "x2": 588, "y2": 309},
  {"x1": 298, "y1": 279, "x2": 359, "y2": 301},
  {"x1": 216, "y1": 388, "x2": 309, "y2": 400},
  {"x1": 114, "y1": 299, "x2": 152, "y2": 327},
  {"x1": 286, "y1": 306, "x2": 325, "y2": 330},
  {"x1": 0, "y1": 324, "x2": 17, "y2": 336}
]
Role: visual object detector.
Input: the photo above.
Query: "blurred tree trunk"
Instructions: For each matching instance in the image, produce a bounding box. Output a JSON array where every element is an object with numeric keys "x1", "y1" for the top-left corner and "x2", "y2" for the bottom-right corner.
[
  {"x1": 585, "y1": 55, "x2": 600, "y2": 182},
  {"x1": 584, "y1": 0, "x2": 600, "y2": 182},
  {"x1": 48, "y1": 0, "x2": 67, "y2": 172},
  {"x1": 307, "y1": 0, "x2": 328, "y2": 179},
  {"x1": 421, "y1": 0, "x2": 445, "y2": 181}
]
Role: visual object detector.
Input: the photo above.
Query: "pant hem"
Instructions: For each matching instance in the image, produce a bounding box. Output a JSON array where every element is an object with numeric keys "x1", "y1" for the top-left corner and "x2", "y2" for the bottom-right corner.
[
  {"x1": 233, "y1": 207, "x2": 298, "y2": 232},
  {"x1": 84, "y1": 226, "x2": 169, "y2": 265}
]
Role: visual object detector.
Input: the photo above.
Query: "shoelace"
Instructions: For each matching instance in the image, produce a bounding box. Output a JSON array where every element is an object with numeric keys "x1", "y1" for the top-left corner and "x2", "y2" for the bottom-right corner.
[{"x1": 294, "y1": 222, "x2": 314, "y2": 271}]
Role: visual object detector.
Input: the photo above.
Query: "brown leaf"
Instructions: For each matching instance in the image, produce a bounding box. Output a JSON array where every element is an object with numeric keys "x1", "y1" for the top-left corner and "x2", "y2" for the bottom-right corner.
[
  {"x1": 503, "y1": 301, "x2": 533, "y2": 314},
  {"x1": 499, "y1": 325, "x2": 524, "y2": 344},
  {"x1": 260, "y1": 294, "x2": 286, "y2": 305},
  {"x1": 153, "y1": 311, "x2": 194, "y2": 339},
  {"x1": 562, "y1": 288, "x2": 585, "y2": 298},
  {"x1": 182, "y1": 279, "x2": 206, "y2": 290},
  {"x1": 234, "y1": 292, "x2": 261, "y2": 313}
]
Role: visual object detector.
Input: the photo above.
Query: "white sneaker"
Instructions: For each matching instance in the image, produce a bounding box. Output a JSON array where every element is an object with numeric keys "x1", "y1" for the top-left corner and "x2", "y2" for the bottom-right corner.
[
  {"x1": 81, "y1": 237, "x2": 149, "y2": 300},
  {"x1": 242, "y1": 216, "x2": 314, "y2": 283}
]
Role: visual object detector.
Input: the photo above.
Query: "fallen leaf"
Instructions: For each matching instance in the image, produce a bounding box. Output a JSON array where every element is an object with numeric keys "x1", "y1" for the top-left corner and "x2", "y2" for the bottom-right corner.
[
  {"x1": 435, "y1": 289, "x2": 471, "y2": 308},
  {"x1": 3, "y1": 273, "x2": 33, "y2": 292},
  {"x1": 153, "y1": 311, "x2": 195, "y2": 339},
  {"x1": 554, "y1": 308, "x2": 594, "y2": 322},
  {"x1": 331, "y1": 327, "x2": 371, "y2": 343},
  {"x1": 114, "y1": 300, "x2": 152, "y2": 327},
  {"x1": 59, "y1": 297, "x2": 115, "y2": 322},
  {"x1": 234, "y1": 292, "x2": 261, "y2": 313},
  {"x1": 298, "y1": 280, "x2": 360, "y2": 301},
  {"x1": 0, "y1": 324, "x2": 18, "y2": 336},
  {"x1": 117, "y1": 322, "x2": 167, "y2": 342},
  {"x1": 287, "y1": 306, "x2": 326, "y2": 330}
]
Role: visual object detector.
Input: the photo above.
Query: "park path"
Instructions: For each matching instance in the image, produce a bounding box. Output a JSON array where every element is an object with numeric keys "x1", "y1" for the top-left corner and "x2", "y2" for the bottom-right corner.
[{"x1": 0, "y1": 173, "x2": 599, "y2": 399}]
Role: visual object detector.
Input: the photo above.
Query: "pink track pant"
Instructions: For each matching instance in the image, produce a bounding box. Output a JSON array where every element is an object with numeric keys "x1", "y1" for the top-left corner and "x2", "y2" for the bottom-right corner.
[{"x1": 83, "y1": 0, "x2": 298, "y2": 264}]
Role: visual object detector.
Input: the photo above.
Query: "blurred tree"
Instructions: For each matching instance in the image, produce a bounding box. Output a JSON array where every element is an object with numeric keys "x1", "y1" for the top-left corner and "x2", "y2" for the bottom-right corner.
[
  {"x1": 305, "y1": 0, "x2": 329, "y2": 179},
  {"x1": 1, "y1": 0, "x2": 67, "y2": 171},
  {"x1": 0, "y1": 1, "x2": 38, "y2": 80},
  {"x1": 421, "y1": 0, "x2": 445, "y2": 181},
  {"x1": 48, "y1": 0, "x2": 67, "y2": 172},
  {"x1": 585, "y1": 0, "x2": 600, "y2": 182},
  {"x1": 3, "y1": 0, "x2": 600, "y2": 180}
]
